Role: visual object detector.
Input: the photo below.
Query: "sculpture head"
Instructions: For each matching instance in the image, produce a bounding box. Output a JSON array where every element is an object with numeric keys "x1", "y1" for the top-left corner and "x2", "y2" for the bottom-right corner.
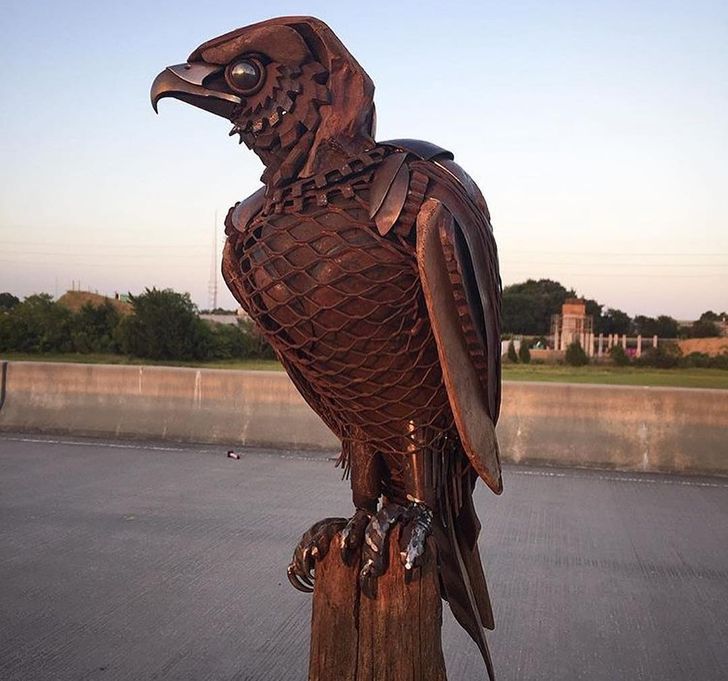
[{"x1": 151, "y1": 16, "x2": 376, "y2": 186}]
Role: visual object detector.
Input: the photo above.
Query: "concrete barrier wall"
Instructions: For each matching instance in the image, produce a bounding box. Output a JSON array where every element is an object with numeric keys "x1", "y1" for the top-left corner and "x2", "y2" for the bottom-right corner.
[
  {"x1": 497, "y1": 381, "x2": 727, "y2": 474},
  {"x1": 1, "y1": 361, "x2": 726, "y2": 475},
  {"x1": 0, "y1": 362, "x2": 336, "y2": 450}
]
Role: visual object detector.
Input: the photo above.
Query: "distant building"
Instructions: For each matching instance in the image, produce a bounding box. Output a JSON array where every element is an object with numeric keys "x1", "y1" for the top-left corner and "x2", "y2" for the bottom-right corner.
[
  {"x1": 199, "y1": 308, "x2": 251, "y2": 326},
  {"x1": 199, "y1": 313, "x2": 239, "y2": 326},
  {"x1": 551, "y1": 298, "x2": 594, "y2": 356}
]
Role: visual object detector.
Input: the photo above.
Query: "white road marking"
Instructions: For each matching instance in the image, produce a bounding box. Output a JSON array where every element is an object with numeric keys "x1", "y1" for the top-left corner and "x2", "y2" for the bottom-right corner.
[
  {"x1": 509, "y1": 468, "x2": 728, "y2": 489},
  {"x1": 2, "y1": 434, "x2": 726, "y2": 488},
  {"x1": 0, "y1": 434, "x2": 332, "y2": 463},
  {"x1": 0, "y1": 435, "x2": 192, "y2": 452}
]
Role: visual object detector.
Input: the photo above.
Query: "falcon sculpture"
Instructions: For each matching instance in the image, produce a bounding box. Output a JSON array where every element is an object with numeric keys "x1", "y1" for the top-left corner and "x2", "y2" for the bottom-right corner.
[{"x1": 152, "y1": 16, "x2": 503, "y2": 678}]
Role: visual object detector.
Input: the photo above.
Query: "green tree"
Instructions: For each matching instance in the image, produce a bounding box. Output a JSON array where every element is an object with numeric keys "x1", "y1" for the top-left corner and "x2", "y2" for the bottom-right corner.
[
  {"x1": 632, "y1": 315, "x2": 657, "y2": 336},
  {"x1": 71, "y1": 301, "x2": 121, "y2": 353},
  {"x1": 565, "y1": 341, "x2": 589, "y2": 366},
  {"x1": 654, "y1": 315, "x2": 679, "y2": 339},
  {"x1": 699, "y1": 310, "x2": 720, "y2": 322},
  {"x1": 689, "y1": 319, "x2": 720, "y2": 338},
  {"x1": 584, "y1": 298, "x2": 604, "y2": 333},
  {"x1": 502, "y1": 279, "x2": 574, "y2": 335},
  {"x1": 0, "y1": 292, "x2": 20, "y2": 311},
  {"x1": 601, "y1": 308, "x2": 632, "y2": 335},
  {"x1": 507, "y1": 339, "x2": 518, "y2": 363},
  {"x1": 117, "y1": 288, "x2": 212, "y2": 360},
  {"x1": 0, "y1": 294, "x2": 73, "y2": 352},
  {"x1": 685, "y1": 311, "x2": 726, "y2": 338},
  {"x1": 518, "y1": 339, "x2": 531, "y2": 364}
]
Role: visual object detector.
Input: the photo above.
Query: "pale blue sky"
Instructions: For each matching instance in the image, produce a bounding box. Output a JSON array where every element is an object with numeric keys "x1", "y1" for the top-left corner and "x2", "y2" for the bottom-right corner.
[{"x1": 1, "y1": 0, "x2": 726, "y2": 317}]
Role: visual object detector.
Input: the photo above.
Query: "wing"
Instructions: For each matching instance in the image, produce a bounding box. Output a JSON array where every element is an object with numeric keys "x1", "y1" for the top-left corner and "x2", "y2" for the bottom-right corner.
[
  {"x1": 412, "y1": 158, "x2": 503, "y2": 679},
  {"x1": 415, "y1": 160, "x2": 503, "y2": 495},
  {"x1": 373, "y1": 140, "x2": 502, "y2": 494}
]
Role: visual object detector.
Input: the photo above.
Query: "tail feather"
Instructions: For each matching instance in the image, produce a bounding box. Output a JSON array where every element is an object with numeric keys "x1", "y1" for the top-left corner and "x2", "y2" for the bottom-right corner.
[{"x1": 436, "y1": 466, "x2": 496, "y2": 679}]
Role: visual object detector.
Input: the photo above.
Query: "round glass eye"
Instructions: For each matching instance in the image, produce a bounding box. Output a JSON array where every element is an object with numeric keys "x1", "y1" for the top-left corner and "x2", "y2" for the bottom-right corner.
[{"x1": 226, "y1": 59, "x2": 264, "y2": 95}]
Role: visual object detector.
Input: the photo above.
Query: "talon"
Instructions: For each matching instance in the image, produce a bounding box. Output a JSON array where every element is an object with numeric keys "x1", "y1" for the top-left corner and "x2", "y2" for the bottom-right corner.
[
  {"x1": 399, "y1": 501, "x2": 433, "y2": 571},
  {"x1": 287, "y1": 563, "x2": 313, "y2": 593},
  {"x1": 340, "y1": 508, "x2": 371, "y2": 565},
  {"x1": 286, "y1": 517, "x2": 347, "y2": 593},
  {"x1": 359, "y1": 502, "x2": 407, "y2": 590}
]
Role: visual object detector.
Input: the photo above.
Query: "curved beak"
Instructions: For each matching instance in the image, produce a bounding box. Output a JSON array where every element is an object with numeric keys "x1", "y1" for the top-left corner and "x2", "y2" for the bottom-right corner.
[{"x1": 150, "y1": 63, "x2": 242, "y2": 118}]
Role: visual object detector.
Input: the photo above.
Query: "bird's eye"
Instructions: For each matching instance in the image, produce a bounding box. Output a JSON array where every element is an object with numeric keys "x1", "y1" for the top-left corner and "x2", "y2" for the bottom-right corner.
[{"x1": 225, "y1": 58, "x2": 265, "y2": 96}]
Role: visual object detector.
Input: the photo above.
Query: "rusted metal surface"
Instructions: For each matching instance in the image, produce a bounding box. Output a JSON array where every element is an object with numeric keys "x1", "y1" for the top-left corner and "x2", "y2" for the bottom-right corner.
[{"x1": 152, "y1": 15, "x2": 502, "y2": 679}]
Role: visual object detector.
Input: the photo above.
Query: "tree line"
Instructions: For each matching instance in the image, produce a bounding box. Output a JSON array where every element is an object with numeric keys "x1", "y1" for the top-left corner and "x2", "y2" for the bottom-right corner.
[
  {"x1": 0, "y1": 289, "x2": 274, "y2": 361},
  {"x1": 501, "y1": 279, "x2": 724, "y2": 338},
  {"x1": 1, "y1": 282, "x2": 724, "y2": 364}
]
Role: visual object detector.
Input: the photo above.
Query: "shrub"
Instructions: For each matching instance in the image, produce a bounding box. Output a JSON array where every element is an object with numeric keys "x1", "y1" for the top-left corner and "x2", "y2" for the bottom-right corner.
[
  {"x1": 609, "y1": 345, "x2": 630, "y2": 366},
  {"x1": 507, "y1": 339, "x2": 518, "y2": 363},
  {"x1": 518, "y1": 340, "x2": 531, "y2": 364},
  {"x1": 565, "y1": 341, "x2": 589, "y2": 366},
  {"x1": 635, "y1": 342, "x2": 682, "y2": 369},
  {"x1": 681, "y1": 352, "x2": 711, "y2": 369},
  {"x1": 207, "y1": 323, "x2": 247, "y2": 359},
  {"x1": 237, "y1": 318, "x2": 276, "y2": 359},
  {"x1": 709, "y1": 353, "x2": 728, "y2": 370},
  {"x1": 205, "y1": 321, "x2": 274, "y2": 360}
]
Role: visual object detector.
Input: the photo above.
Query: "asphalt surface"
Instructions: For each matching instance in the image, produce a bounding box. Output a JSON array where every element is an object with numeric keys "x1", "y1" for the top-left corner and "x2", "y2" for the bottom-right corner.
[{"x1": 0, "y1": 434, "x2": 726, "y2": 681}]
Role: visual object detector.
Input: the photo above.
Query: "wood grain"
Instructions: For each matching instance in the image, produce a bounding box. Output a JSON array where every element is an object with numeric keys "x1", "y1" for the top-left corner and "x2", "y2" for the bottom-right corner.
[{"x1": 308, "y1": 528, "x2": 447, "y2": 681}]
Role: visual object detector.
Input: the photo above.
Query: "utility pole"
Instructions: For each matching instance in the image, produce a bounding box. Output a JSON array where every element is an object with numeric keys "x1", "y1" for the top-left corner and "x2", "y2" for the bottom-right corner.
[{"x1": 208, "y1": 210, "x2": 218, "y2": 311}]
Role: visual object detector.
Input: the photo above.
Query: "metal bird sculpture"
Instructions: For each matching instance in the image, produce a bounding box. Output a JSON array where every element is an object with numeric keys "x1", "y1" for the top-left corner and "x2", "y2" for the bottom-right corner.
[{"x1": 152, "y1": 16, "x2": 502, "y2": 678}]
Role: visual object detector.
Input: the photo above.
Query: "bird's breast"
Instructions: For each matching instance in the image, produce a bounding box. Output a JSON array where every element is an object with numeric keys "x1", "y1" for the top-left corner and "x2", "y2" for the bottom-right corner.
[
  {"x1": 236, "y1": 196, "x2": 420, "y2": 345},
  {"x1": 226, "y1": 191, "x2": 452, "y2": 453}
]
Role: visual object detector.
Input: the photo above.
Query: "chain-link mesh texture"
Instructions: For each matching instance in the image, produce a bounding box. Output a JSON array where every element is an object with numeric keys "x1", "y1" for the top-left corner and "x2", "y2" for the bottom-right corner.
[{"x1": 225, "y1": 178, "x2": 455, "y2": 460}]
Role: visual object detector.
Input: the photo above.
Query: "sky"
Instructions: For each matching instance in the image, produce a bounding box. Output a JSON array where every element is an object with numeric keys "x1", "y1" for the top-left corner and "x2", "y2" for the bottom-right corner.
[{"x1": 1, "y1": 0, "x2": 726, "y2": 319}]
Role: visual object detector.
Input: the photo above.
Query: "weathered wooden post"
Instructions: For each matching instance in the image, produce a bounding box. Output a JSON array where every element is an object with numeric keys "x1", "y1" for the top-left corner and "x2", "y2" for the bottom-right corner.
[{"x1": 308, "y1": 529, "x2": 446, "y2": 681}]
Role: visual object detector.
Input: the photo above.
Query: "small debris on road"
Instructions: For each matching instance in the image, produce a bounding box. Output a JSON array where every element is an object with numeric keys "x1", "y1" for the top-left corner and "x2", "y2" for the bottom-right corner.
[{"x1": 227, "y1": 450, "x2": 240, "y2": 460}]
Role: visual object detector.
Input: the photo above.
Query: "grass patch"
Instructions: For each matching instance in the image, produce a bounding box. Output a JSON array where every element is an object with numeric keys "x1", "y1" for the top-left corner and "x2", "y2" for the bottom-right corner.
[
  {"x1": 2, "y1": 353, "x2": 726, "y2": 389},
  {"x1": 0, "y1": 353, "x2": 284, "y2": 372},
  {"x1": 502, "y1": 364, "x2": 728, "y2": 389}
]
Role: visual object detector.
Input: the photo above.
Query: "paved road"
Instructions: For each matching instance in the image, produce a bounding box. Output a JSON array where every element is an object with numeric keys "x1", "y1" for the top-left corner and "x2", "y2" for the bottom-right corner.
[{"x1": 0, "y1": 434, "x2": 726, "y2": 681}]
